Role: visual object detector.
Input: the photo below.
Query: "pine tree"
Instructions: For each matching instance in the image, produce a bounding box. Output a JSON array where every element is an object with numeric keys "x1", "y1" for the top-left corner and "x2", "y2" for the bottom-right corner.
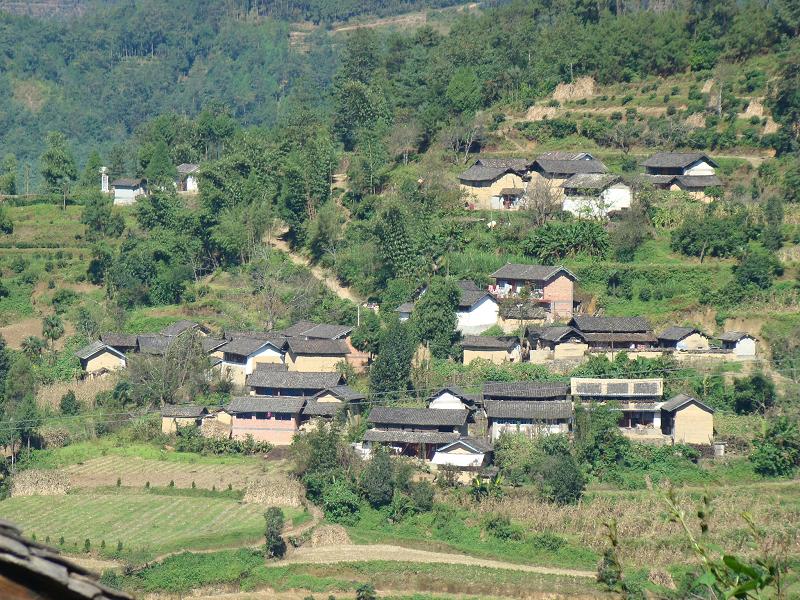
[
  {"x1": 412, "y1": 277, "x2": 460, "y2": 359},
  {"x1": 79, "y1": 150, "x2": 103, "y2": 190},
  {"x1": 369, "y1": 318, "x2": 415, "y2": 399},
  {"x1": 375, "y1": 203, "x2": 415, "y2": 281},
  {"x1": 144, "y1": 140, "x2": 176, "y2": 188}
]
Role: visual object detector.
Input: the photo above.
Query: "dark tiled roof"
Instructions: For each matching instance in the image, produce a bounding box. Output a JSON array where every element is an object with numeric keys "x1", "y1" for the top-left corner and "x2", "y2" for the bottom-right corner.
[
  {"x1": 302, "y1": 399, "x2": 345, "y2": 417},
  {"x1": 162, "y1": 404, "x2": 208, "y2": 418},
  {"x1": 228, "y1": 396, "x2": 305, "y2": 414},
  {"x1": 461, "y1": 335, "x2": 517, "y2": 351},
  {"x1": 363, "y1": 429, "x2": 460, "y2": 444},
  {"x1": 221, "y1": 337, "x2": 282, "y2": 357},
  {"x1": 100, "y1": 332, "x2": 138, "y2": 348},
  {"x1": 490, "y1": 263, "x2": 575, "y2": 282},
  {"x1": 75, "y1": 340, "x2": 120, "y2": 360},
  {"x1": 486, "y1": 400, "x2": 572, "y2": 419},
  {"x1": 111, "y1": 177, "x2": 144, "y2": 187},
  {"x1": 286, "y1": 338, "x2": 350, "y2": 356},
  {"x1": 499, "y1": 187, "x2": 525, "y2": 195},
  {"x1": 537, "y1": 326, "x2": 585, "y2": 343},
  {"x1": 177, "y1": 163, "x2": 200, "y2": 174},
  {"x1": 457, "y1": 280, "x2": 481, "y2": 292},
  {"x1": 255, "y1": 361, "x2": 289, "y2": 372},
  {"x1": 658, "y1": 326, "x2": 699, "y2": 342},
  {"x1": 676, "y1": 174, "x2": 722, "y2": 188},
  {"x1": 483, "y1": 381, "x2": 569, "y2": 400},
  {"x1": 428, "y1": 386, "x2": 480, "y2": 406},
  {"x1": 499, "y1": 302, "x2": 549, "y2": 320},
  {"x1": 561, "y1": 173, "x2": 621, "y2": 189},
  {"x1": 458, "y1": 289, "x2": 495, "y2": 310},
  {"x1": 396, "y1": 302, "x2": 415, "y2": 314},
  {"x1": 315, "y1": 385, "x2": 365, "y2": 401},
  {"x1": 246, "y1": 370, "x2": 343, "y2": 390},
  {"x1": 661, "y1": 393, "x2": 714, "y2": 413},
  {"x1": 645, "y1": 174, "x2": 679, "y2": 185},
  {"x1": 570, "y1": 316, "x2": 652, "y2": 333},
  {"x1": 160, "y1": 320, "x2": 203, "y2": 336},
  {"x1": 459, "y1": 164, "x2": 513, "y2": 183},
  {"x1": 223, "y1": 330, "x2": 284, "y2": 342},
  {"x1": 475, "y1": 157, "x2": 531, "y2": 170},
  {"x1": 277, "y1": 321, "x2": 316, "y2": 336},
  {"x1": 718, "y1": 331, "x2": 755, "y2": 342},
  {"x1": 278, "y1": 322, "x2": 352, "y2": 339},
  {"x1": 202, "y1": 337, "x2": 227, "y2": 353},
  {"x1": 436, "y1": 437, "x2": 493, "y2": 454},
  {"x1": 368, "y1": 407, "x2": 468, "y2": 427},
  {"x1": 537, "y1": 151, "x2": 593, "y2": 161},
  {"x1": 641, "y1": 152, "x2": 717, "y2": 169},
  {"x1": 583, "y1": 332, "x2": 658, "y2": 343},
  {"x1": 137, "y1": 334, "x2": 172, "y2": 355},
  {"x1": 0, "y1": 519, "x2": 133, "y2": 599},
  {"x1": 532, "y1": 158, "x2": 607, "y2": 175}
]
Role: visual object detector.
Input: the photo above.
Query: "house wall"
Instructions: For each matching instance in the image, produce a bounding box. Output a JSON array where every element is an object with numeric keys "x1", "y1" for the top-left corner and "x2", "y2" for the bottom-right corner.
[
  {"x1": 113, "y1": 186, "x2": 144, "y2": 206},
  {"x1": 431, "y1": 450, "x2": 486, "y2": 467},
  {"x1": 562, "y1": 184, "x2": 632, "y2": 218},
  {"x1": 489, "y1": 421, "x2": 569, "y2": 442},
  {"x1": 457, "y1": 296, "x2": 499, "y2": 334},
  {"x1": 286, "y1": 353, "x2": 344, "y2": 372},
  {"x1": 528, "y1": 172, "x2": 568, "y2": 198},
  {"x1": 553, "y1": 342, "x2": 588, "y2": 359},
  {"x1": 460, "y1": 172, "x2": 526, "y2": 209},
  {"x1": 185, "y1": 175, "x2": 198, "y2": 193},
  {"x1": 671, "y1": 404, "x2": 714, "y2": 444},
  {"x1": 231, "y1": 414, "x2": 298, "y2": 445},
  {"x1": 676, "y1": 333, "x2": 710, "y2": 350},
  {"x1": 161, "y1": 416, "x2": 200, "y2": 435},
  {"x1": 733, "y1": 338, "x2": 757, "y2": 357},
  {"x1": 543, "y1": 274, "x2": 574, "y2": 319},
  {"x1": 222, "y1": 364, "x2": 248, "y2": 387},
  {"x1": 429, "y1": 392, "x2": 469, "y2": 410},
  {"x1": 83, "y1": 351, "x2": 126, "y2": 374},
  {"x1": 215, "y1": 411, "x2": 233, "y2": 425},
  {"x1": 684, "y1": 160, "x2": 715, "y2": 176},
  {"x1": 463, "y1": 348, "x2": 509, "y2": 365}
]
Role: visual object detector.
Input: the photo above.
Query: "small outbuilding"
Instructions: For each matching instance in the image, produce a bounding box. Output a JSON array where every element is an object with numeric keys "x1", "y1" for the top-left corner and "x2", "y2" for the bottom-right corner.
[
  {"x1": 112, "y1": 178, "x2": 146, "y2": 205},
  {"x1": 161, "y1": 404, "x2": 209, "y2": 434},
  {"x1": 431, "y1": 437, "x2": 493, "y2": 469},
  {"x1": 176, "y1": 163, "x2": 200, "y2": 193},
  {"x1": 75, "y1": 341, "x2": 127, "y2": 377},
  {"x1": 718, "y1": 331, "x2": 757, "y2": 357},
  {"x1": 658, "y1": 326, "x2": 710, "y2": 350},
  {"x1": 660, "y1": 393, "x2": 715, "y2": 444},
  {"x1": 461, "y1": 335, "x2": 520, "y2": 365}
]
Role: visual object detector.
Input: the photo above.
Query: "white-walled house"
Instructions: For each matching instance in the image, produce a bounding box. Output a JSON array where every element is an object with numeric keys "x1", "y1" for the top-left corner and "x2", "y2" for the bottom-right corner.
[
  {"x1": 219, "y1": 337, "x2": 285, "y2": 386},
  {"x1": 642, "y1": 152, "x2": 721, "y2": 201},
  {"x1": 718, "y1": 332, "x2": 757, "y2": 358},
  {"x1": 561, "y1": 174, "x2": 632, "y2": 217},
  {"x1": 176, "y1": 163, "x2": 200, "y2": 193},
  {"x1": 456, "y1": 281, "x2": 499, "y2": 334},
  {"x1": 112, "y1": 178, "x2": 147, "y2": 205},
  {"x1": 428, "y1": 387, "x2": 479, "y2": 411},
  {"x1": 658, "y1": 326, "x2": 710, "y2": 350},
  {"x1": 486, "y1": 400, "x2": 572, "y2": 441},
  {"x1": 431, "y1": 437, "x2": 492, "y2": 469}
]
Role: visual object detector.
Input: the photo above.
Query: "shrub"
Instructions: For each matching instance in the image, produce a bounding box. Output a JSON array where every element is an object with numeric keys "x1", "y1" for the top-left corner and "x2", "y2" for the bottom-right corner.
[
  {"x1": 482, "y1": 513, "x2": 523, "y2": 541},
  {"x1": 538, "y1": 454, "x2": 586, "y2": 505},
  {"x1": 84, "y1": 539, "x2": 91, "y2": 553},
  {"x1": 359, "y1": 447, "x2": 394, "y2": 508},
  {"x1": 59, "y1": 391, "x2": 81, "y2": 416},
  {"x1": 530, "y1": 532, "x2": 567, "y2": 552},
  {"x1": 322, "y1": 480, "x2": 361, "y2": 525},
  {"x1": 750, "y1": 417, "x2": 800, "y2": 477},
  {"x1": 264, "y1": 506, "x2": 287, "y2": 559},
  {"x1": 116, "y1": 477, "x2": 121, "y2": 487},
  {"x1": 409, "y1": 481, "x2": 435, "y2": 512},
  {"x1": 356, "y1": 583, "x2": 377, "y2": 600},
  {"x1": 638, "y1": 286, "x2": 651, "y2": 301}
]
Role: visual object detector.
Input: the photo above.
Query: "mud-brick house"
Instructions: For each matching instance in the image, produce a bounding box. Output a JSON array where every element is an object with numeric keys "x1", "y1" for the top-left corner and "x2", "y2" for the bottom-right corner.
[
  {"x1": 75, "y1": 341, "x2": 127, "y2": 377},
  {"x1": 176, "y1": 163, "x2": 200, "y2": 193},
  {"x1": 227, "y1": 396, "x2": 305, "y2": 445},
  {"x1": 462, "y1": 335, "x2": 520, "y2": 365},
  {"x1": 160, "y1": 320, "x2": 209, "y2": 338},
  {"x1": 246, "y1": 370, "x2": 344, "y2": 397},
  {"x1": 278, "y1": 321, "x2": 353, "y2": 340},
  {"x1": 658, "y1": 326, "x2": 710, "y2": 350},
  {"x1": 528, "y1": 152, "x2": 607, "y2": 197},
  {"x1": 284, "y1": 338, "x2": 350, "y2": 372},
  {"x1": 526, "y1": 326, "x2": 588, "y2": 359},
  {"x1": 218, "y1": 337, "x2": 286, "y2": 386},
  {"x1": 301, "y1": 385, "x2": 365, "y2": 424},
  {"x1": 660, "y1": 393, "x2": 715, "y2": 444},
  {"x1": 489, "y1": 264, "x2": 576, "y2": 321},
  {"x1": 485, "y1": 400, "x2": 572, "y2": 441},
  {"x1": 568, "y1": 316, "x2": 657, "y2": 351},
  {"x1": 483, "y1": 380, "x2": 570, "y2": 403},
  {"x1": 112, "y1": 177, "x2": 147, "y2": 205},
  {"x1": 561, "y1": 173, "x2": 632, "y2": 217},
  {"x1": 363, "y1": 407, "x2": 469, "y2": 459},
  {"x1": 641, "y1": 152, "x2": 721, "y2": 201},
  {"x1": 458, "y1": 157, "x2": 530, "y2": 210},
  {"x1": 718, "y1": 331, "x2": 757, "y2": 358},
  {"x1": 161, "y1": 404, "x2": 209, "y2": 434}
]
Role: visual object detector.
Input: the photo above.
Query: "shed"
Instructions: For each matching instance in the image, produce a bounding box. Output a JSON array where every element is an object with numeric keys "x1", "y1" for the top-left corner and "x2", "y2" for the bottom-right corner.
[
  {"x1": 75, "y1": 341, "x2": 126, "y2": 376},
  {"x1": 431, "y1": 437, "x2": 493, "y2": 469},
  {"x1": 176, "y1": 163, "x2": 200, "y2": 193},
  {"x1": 111, "y1": 177, "x2": 146, "y2": 205},
  {"x1": 658, "y1": 326, "x2": 710, "y2": 350},
  {"x1": 461, "y1": 335, "x2": 519, "y2": 365},
  {"x1": 717, "y1": 332, "x2": 757, "y2": 357},
  {"x1": 161, "y1": 404, "x2": 208, "y2": 434},
  {"x1": 660, "y1": 393, "x2": 715, "y2": 444}
]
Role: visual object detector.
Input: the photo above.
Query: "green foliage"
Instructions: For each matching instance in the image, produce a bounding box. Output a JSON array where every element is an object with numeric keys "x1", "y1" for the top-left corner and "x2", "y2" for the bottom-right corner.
[
  {"x1": 322, "y1": 479, "x2": 361, "y2": 525},
  {"x1": 81, "y1": 194, "x2": 124, "y2": 240},
  {"x1": 411, "y1": 277, "x2": 459, "y2": 359},
  {"x1": 264, "y1": 507, "x2": 287, "y2": 559},
  {"x1": 481, "y1": 513, "x2": 523, "y2": 541},
  {"x1": 671, "y1": 203, "x2": 757, "y2": 260},
  {"x1": 750, "y1": 417, "x2": 800, "y2": 477},
  {"x1": 350, "y1": 310, "x2": 381, "y2": 357},
  {"x1": 369, "y1": 318, "x2": 415, "y2": 399},
  {"x1": 59, "y1": 390, "x2": 81, "y2": 416},
  {"x1": 359, "y1": 447, "x2": 394, "y2": 508},
  {"x1": 733, "y1": 244, "x2": 782, "y2": 289},
  {"x1": 39, "y1": 132, "x2": 77, "y2": 200},
  {"x1": 522, "y1": 221, "x2": 609, "y2": 263},
  {"x1": 0, "y1": 205, "x2": 13, "y2": 235},
  {"x1": 537, "y1": 454, "x2": 586, "y2": 505}
]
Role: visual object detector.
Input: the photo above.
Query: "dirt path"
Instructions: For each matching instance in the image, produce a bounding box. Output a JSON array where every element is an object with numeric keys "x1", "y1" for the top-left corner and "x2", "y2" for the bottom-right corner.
[
  {"x1": 266, "y1": 233, "x2": 363, "y2": 304},
  {"x1": 283, "y1": 543, "x2": 596, "y2": 578}
]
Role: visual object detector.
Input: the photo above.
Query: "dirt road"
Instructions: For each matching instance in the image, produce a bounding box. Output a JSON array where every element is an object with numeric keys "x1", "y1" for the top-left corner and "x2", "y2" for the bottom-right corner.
[{"x1": 284, "y1": 543, "x2": 596, "y2": 578}]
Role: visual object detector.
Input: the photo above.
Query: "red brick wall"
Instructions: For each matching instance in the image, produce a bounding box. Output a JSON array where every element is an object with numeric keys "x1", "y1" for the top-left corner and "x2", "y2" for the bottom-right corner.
[
  {"x1": 543, "y1": 274, "x2": 574, "y2": 320},
  {"x1": 231, "y1": 415, "x2": 298, "y2": 445}
]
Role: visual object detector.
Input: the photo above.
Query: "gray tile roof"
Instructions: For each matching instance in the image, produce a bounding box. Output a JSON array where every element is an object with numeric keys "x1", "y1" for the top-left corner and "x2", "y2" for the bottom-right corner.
[
  {"x1": 570, "y1": 316, "x2": 652, "y2": 333},
  {"x1": 278, "y1": 322, "x2": 352, "y2": 339},
  {"x1": 315, "y1": 385, "x2": 365, "y2": 402},
  {"x1": 661, "y1": 393, "x2": 714, "y2": 413},
  {"x1": 561, "y1": 173, "x2": 621, "y2": 189},
  {"x1": 277, "y1": 321, "x2": 316, "y2": 336},
  {"x1": 537, "y1": 151, "x2": 593, "y2": 161},
  {"x1": 100, "y1": 332, "x2": 138, "y2": 348},
  {"x1": 457, "y1": 280, "x2": 481, "y2": 292},
  {"x1": 475, "y1": 157, "x2": 531, "y2": 170},
  {"x1": 302, "y1": 399, "x2": 346, "y2": 417},
  {"x1": 644, "y1": 174, "x2": 679, "y2": 185},
  {"x1": 490, "y1": 263, "x2": 575, "y2": 282},
  {"x1": 482, "y1": 381, "x2": 569, "y2": 400},
  {"x1": 583, "y1": 332, "x2": 658, "y2": 344},
  {"x1": 246, "y1": 370, "x2": 343, "y2": 390},
  {"x1": 676, "y1": 174, "x2": 722, "y2": 188},
  {"x1": 368, "y1": 407, "x2": 468, "y2": 427},
  {"x1": 176, "y1": 163, "x2": 200, "y2": 174},
  {"x1": 458, "y1": 164, "x2": 515, "y2": 182},
  {"x1": 221, "y1": 337, "x2": 281, "y2": 357},
  {"x1": 162, "y1": 404, "x2": 208, "y2": 418},
  {"x1": 537, "y1": 326, "x2": 586, "y2": 343},
  {"x1": 718, "y1": 331, "x2": 755, "y2": 342},
  {"x1": 0, "y1": 519, "x2": 133, "y2": 599},
  {"x1": 396, "y1": 302, "x2": 415, "y2": 314},
  {"x1": 75, "y1": 340, "x2": 109, "y2": 360},
  {"x1": 286, "y1": 338, "x2": 350, "y2": 356},
  {"x1": 363, "y1": 429, "x2": 460, "y2": 445},
  {"x1": 461, "y1": 335, "x2": 517, "y2": 350},
  {"x1": 160, "y1": 320, "x2": 203, "y2": 336},
  {"x1": 437, "y1": 437, "x2": 493, "y2": 454},
  {"x1": 223, "y1": 330, "x2": 285, "y2": 342},
  {"x1": 641, "y1": 152, "x2": 717, "y2": 169},
  {"x1": 202, "y1": 337, "x2": 227, "y2": 353},
  {"x1": 428, "y1": 386, "x2": 480, "y2": 406},
  {"x1": 458, "y1": 289, "x2": 494, "y2": 310},
  {"x1": 486, "y1": 400, "x2": 572, "y2": 420},
  {"x1": 137, "y1": 334, "x2": 173, "y2": 355},
  {"x1": 532, "y1": 158, "x2": 607, "y2": 175},
  {"x1": 658, "y1": 326, "x2": 699, "y2": 342},
  {"x1": 228, "y1": 396, "x2": 305, "y2": 414},
  {"x1": 111, "y1": 177, "x2": 144, "y2": 187}
]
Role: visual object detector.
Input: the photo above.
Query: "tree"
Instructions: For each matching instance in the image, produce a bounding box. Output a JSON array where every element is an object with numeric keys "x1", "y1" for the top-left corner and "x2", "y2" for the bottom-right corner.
[
  {"x1": 107, "y1": 145, "x2": 128, "y2": 181},
  {"x1": 75, "y1": 306, "x2": 100, "y2": 339},
  {"x1": 538, "y1": 454, "x2": 586, "y2": 505},
  {"x1": 81, "y1": 194, "x2": 124, "y2": 240},
  {"x1": 4, "y1": 355, "x2": 36, "y2": 406},
  {"x1": 733, "y1": 245, "x2": 782, "y2": 290},
  {"x1": 263, "y1": 507, "x2": 286, "y2": 559},
  {"x1": 782, "y1": 161, "x2": 800, "y2": 203},
  {"x1": 0, "y1": 153, "x2": 17, "y2": 195},
  {"x1": 0, "y1": 334, "x2": 10, "y2": 399},
  {"x1": 79, "y1": 150, "x2": 103, "y2": 190},
  {"x1": 388, "y1": 120, "x2": 421, "y2": 165},
  {"x1": 348, "y1": 127, "x2": 389, "y2": 197},
  {"x1": 351, "y1": 310, "x2": 381, "y2": 359},
  {"x1": 446, "y1": 68, "x2": 481, "y2": 115},
  {"x1": 143, "y1": 140, "x2": 177, "y2": 188},
  {"x1": 0, "y1": 205, "x2": 12, "y2": 235},
  {"x1": 306, "y1": 201, "x2": 344, "y2": 263},
  {"x1": 611, "y1": 200, "x2": 651, "y2": 261},
  {"x1": 15, "y1": 393, "x2": 41, "y2": 449},
  {"x1": 59, "y1": 390, "x2": 81, "y2": 416},
  {"x1": 411, "y1": 277, "x2": 459, "y2": 359},
  {"x1": 768, "y1": 41, "x2": 800, "y2": 148},
  {"x1": 733, "y1": 373, "x2": 775, "y2": 414},
  {"x1": 321, "y1": 479, "x2": 361, "y2": 525},
  {"x1": 521, "y1": 179, "x2": 560, "y2": 227},
  {"x1": 375, "y1": 203, "x2": 416, "y2": 281},
  {"x1": 369, "y1": 318, "x2": 415, "y2": 399},
  {"x1": 761, "y1": 196, "x2": 784, "y2": 251},
  {"x1": 750, "y1": 417, "x2": 800, "y2": 477},
  {"x1": 40, "y1": 132, "x2": 77, "y2": 210},
  {"x1": 20, "y1": 336, "x2": 45, "y2": 363},
  {"x1": 356, "y1": 583, "x2": 377, "y2": 600},
  {"x1": 42, "y1": 314, "x2": 64, "y2": 352},
  {"x1": 359, "y1": 446, "x2": 394, "y2": 508}
]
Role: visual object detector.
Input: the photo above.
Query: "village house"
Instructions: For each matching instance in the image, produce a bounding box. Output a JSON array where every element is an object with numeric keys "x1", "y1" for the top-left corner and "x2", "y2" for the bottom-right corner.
[
  {"x1": 431, "y1": 437, "x2": 493, "y2": 474},
  {"x1": 176, "y1": 163, "x2": 200, "y2": 193},
  {"x1": 363, "y1": 407, "x2": 469, "y2": 459},
  {"x1": 658, "y1": 326, "x2": 711, "y2": 350},
  {"x1": 136, "y1": 334, "x2": 173, "y2": 355},
  {"x1": 74, "y1": 341, "x2": 127, "y2": 377},
  {"x1": 227, "y1": 396, "x2": 305, "y2": 445},
  {"x1": 283, "y1": 338, "x2": 350, "y2": 372},
  {"x1": 660, "y1": 393, "x2": 715, "y2": 444},
  {"x1": 397, "y1": 280, "x2": 500, "y2": 334},
  {"x1": 428, "y1": 387, "x2": 479, "y2": 411},
  {"x1": 718, "y1": 331, "x2": 757, "y2": 358},
  {"x1": 526, "y1": 326, "x2": 589, "y2": 360},
  {"x1": 641, "y1": 152, "x2": 721, "y2": 201},
  {"x1": 218, "y1": 337, "x2": 286, "y2": 386},
  {"x1": 278, "y1": 321, "x2": 353, "y2": 340},
  {"x1": 100, "y1": 333, "x2": 139, "y2": 354},
  {"x1": 485, "y1": 400, "x2": 572, "y2": 441},
  {"x1": 458, "y1": 157, "x2": 529, "y2": 210},
  {"x1": 246, "y1": 370, "x2": 344, "y2": 396},
  {"x1": 462, "y1": 335, "x2": 520, "y2": 365},
  {"x1": 490, "y1": 264, "x2": 576, "y2": 320},
  {"x1": 482, "y1": 380, "x2": 569, "y2": 403},
  {"x1": 571, "y1": 377, "x2": 664, "y2": 437},
  {"x1": 561, "y1": 173, "x2": 632, "y2": 217},
  {"x1": 161, "y1": 405, "x2": 208, "y2": 434},
  {"x1": 568, "y1": 316, "x2": 657, "y2": 352},
  {"x1": 111, "y1": 178, "x2": 147, "y2": 205},
  {"x1": 302, "y1": 385, "x2": 366, "y2": 423},
  {"x1": 160, "y1": 320, "x2": 209, "y2": 337},
  {"x1": 528, "y1": 152, "x2": 607, "y2": 196}
]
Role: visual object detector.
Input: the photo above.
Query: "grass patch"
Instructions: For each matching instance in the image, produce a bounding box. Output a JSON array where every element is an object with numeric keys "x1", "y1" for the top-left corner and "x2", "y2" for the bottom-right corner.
[{"x1": 92, "y1": 485, "x2": 246, "y2": 501}]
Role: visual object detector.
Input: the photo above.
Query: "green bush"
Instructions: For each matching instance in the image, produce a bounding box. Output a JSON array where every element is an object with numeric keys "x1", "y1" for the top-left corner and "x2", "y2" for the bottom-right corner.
[
  {"x1": 264, "y1": 507, "x2": 287, "y2": 559},
  {"x1": 481, "y1": 513, "x2": 523, "y2": 541},
  {"x1": 322, "y1": 480, "x2": 361, "y2": 525},
  {"x1": 750, "y1": 417, "x2": 800, "y2": 477},
  {"x1": 359, "y1": 447, "x2": 394, "y2": 508},
  {"x1": 538, "y1": 454, "x2": 585, "y2": 505}
]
